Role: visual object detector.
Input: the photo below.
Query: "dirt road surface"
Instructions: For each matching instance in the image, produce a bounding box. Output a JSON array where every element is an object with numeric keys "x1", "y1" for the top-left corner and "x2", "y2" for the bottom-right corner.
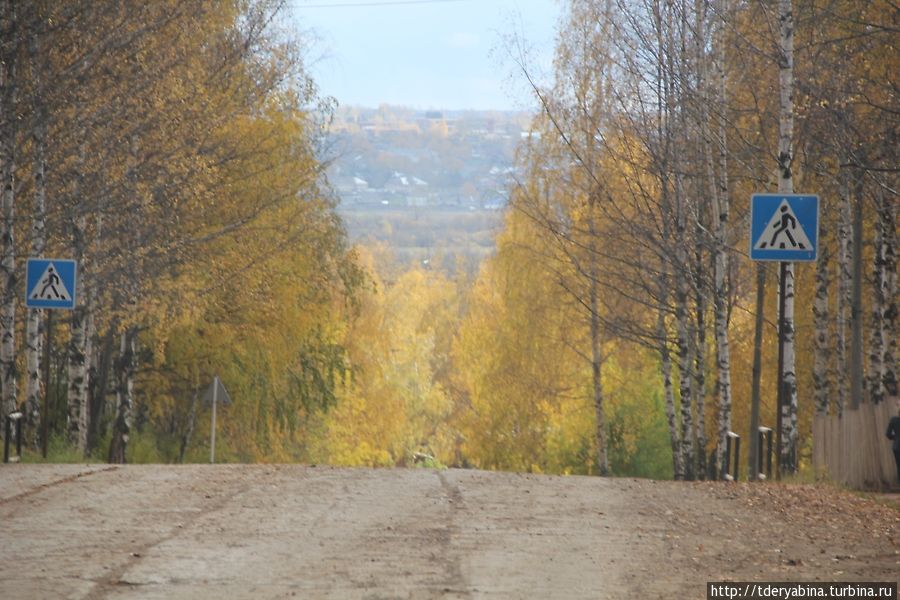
[{"x1": 0, "y1": 465, "x2": 897, "y2": 599}]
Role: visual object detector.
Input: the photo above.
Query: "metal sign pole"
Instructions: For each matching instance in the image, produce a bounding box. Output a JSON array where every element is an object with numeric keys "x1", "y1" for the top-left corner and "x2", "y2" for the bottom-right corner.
[
  {"x1": 749, "y1": 194, "x2": 818, "y2": 481},
  {"x1": 41, "y1": 310, "x2": 53, "y2": 458},
  {"x1": 24, "y1": 258, "x2": 78, "y2": 458},
  {"x1": 210, "y1": 375, "x2": 218, "y2": 464},
  {"x1": 775, "y1": 261, "x2": 787, "y2": 480}
]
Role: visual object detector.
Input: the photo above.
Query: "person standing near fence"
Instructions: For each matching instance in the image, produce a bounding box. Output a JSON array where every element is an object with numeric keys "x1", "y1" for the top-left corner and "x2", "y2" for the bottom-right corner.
[{"x1": 886, "y1": 381, "x2": 900, "y2": 485}]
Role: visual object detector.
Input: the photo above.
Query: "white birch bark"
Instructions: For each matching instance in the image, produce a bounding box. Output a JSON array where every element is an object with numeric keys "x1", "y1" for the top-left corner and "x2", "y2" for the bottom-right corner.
[
  {"x1": 849, "y1": 185, "x2": 864, "y2": 410},
  {"x1": 659, "y1": 303, "x2": 683, "y2": 479},
  {"x1": 813, "y1": 243, "x2": 830, "y2": 415},
  {"x1": 699, "y1": 0, "x2": 734, "y2": 480},
  {"x1": 866, "y1": 191, "x2": 887, "y2": 404},
  {"x1": 868, "y1": 188, "x2": 897, "y2": 404},
  {"x1": 879, "y1": 191, "x2": 897, "y2": 398},
  {"x1": 777, "y1": 0, "x2": 798, "y2": 475},
  {"x1": 693, "y1": 248, "x2": 708, "y2": 479},
  {"x1": 675, "y1": 176, "x2": 695, "y2": 480},
  {"x1": 711, "y1": 198, "x2": 733, "y2": 480},
  {"x1": 688, "y1": 1, "x2": 709, "y2": 474},
  {"x1": 653, "y1": 0, "x2": 683, "y2": 481},
  {"x1": 0, "y1": 0, "x2": 18, "y2": 430},
  {"x1": 672, "y1": 0, "x2": 695, "y2": 480},
  {"x1": 108, "y1": 329, "x2": 136, "y2": 464},
  {"x1": 835, "y1": 169, "x2": 852, "y2": 416},
  {"x1": 67, "y1": 214, "x2": 89, "y2": 453},
  {"x1": 24, "y1": 26, "x2": 46, "y2": 444}
]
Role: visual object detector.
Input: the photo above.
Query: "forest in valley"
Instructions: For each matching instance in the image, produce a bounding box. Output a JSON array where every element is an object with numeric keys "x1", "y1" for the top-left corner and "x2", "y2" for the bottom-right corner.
[{"x1": 0, "y1": 1, "x2": 895, "y2": 484}]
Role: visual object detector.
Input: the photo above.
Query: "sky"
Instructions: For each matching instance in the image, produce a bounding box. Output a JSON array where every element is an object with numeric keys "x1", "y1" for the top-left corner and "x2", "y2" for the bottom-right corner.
[{"x1": 287, "y1": 0, "x2": 561, "y2": 111}]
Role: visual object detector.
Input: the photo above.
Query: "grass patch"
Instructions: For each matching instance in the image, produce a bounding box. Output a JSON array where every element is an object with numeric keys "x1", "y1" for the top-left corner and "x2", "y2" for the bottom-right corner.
[{"x1": 17, "y1": 434, "x2": 104, "y2": 464}]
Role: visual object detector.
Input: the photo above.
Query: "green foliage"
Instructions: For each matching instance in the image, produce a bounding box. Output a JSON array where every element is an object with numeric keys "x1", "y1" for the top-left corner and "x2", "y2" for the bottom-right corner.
[
  {"x1": 607, "y1": 389, "x2": 673, "y2": 480},
  {"x1": 126, "y1": 430, "x2": 168, "y2": 464},
  {"x1": 413, "y1": 452, "x2": 447, "y2": 470},
  {"x1": 19, "y1": 435, "x2": 103, "y2": 464}
]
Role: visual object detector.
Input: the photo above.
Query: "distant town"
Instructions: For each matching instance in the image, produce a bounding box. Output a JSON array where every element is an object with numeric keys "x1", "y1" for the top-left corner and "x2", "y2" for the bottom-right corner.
[
  {"x1": 325, "y1": 105, "x2": 534, "y2": 211},
  {"x1": 323, "y1": 105, "x2": 536, "y2": 268}
]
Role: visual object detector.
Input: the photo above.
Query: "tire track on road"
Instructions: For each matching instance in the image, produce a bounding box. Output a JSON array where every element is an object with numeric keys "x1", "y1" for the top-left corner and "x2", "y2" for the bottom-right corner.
[
  {"x1": 83, "y1": 470, "x2": 257, "y2": 600},
  {"x1": 0, "y1": 465, "x2": 119, "y2": 508},
  {"x1": 437, "y1": 470, "x2": 472, "y2": 598}
]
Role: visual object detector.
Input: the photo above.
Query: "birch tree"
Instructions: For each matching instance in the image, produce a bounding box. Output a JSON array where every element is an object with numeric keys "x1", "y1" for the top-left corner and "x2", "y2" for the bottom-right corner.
[
  {"x1": 813, "y1": 242, "x2": 830, "y2": 416},
  {"x1": 0, "y1": 0, "x2": 18, "y2": 430},
  {"x1": 24, "y1": 7, "x2": 47, "y2": 445},
  {"x1": 508, "y1": 0, "x2": 621, "y2": 475},
  {"x1": 697, "y1": 0, "x2": 735, "y2": 479},
  {"x1": 880, "y1": 193, "x2": 897, "y2": 399},
  {"x1": 108, "y1": 329, "x2": 135, "y2": 464},
  {"x1": 835, "y1": 172, "x2": 852, "y2": 415},
  {"x1": 776, "y1": 0, "x2": 798, "y2": 474}
]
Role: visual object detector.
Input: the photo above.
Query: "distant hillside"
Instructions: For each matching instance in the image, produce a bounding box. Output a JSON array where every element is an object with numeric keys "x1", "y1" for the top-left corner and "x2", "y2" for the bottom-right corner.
[
  {"x1": 323, "y1": 105, "x2": 533, "y2": 210},
  {"x1": 322, "y1": 105, "x2": 535, "y2": 271}
]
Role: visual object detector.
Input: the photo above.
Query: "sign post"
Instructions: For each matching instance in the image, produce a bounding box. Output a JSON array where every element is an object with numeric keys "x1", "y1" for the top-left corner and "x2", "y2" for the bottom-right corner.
[
  {"x1": 211, "y1": 381, "x2": 217, "y2": 464},
  {"x1": 25, "y1": 258, "x2": 78, "y2": 458},
  {"x1": 202, "y1": 375, "x2": 231, "y2": 463},
  {"x1": 749, "y1": 195, "x2": 818, "y2": 479}
]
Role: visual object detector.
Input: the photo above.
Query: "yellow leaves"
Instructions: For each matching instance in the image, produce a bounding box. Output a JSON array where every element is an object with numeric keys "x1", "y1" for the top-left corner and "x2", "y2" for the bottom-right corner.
[
  {"x1": 325, "y1": 384, "x2": 402, "y2": 467},
  {"x1": 320, "y1": 262, "x2": 460, "y2": 468},
  {"x1": 452, "y1": 241, "x2": 581, "y2": 472}
]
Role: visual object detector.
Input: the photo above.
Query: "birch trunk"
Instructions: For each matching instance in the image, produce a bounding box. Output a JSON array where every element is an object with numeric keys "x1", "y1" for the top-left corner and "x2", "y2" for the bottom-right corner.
[
  {"x1": 835, "y1": 167, "x2": 852, "y2": 416},
  {"x1": 879, "y1": 191, "x2": 897, "y2": 398},
  {"x1": 712, "y1": 212, "x2": 733, "y2": 480},
  {"x1": 675, "y1": 177, "x2": 695, "y2": 481},
  {"x1": 693, "y1": 246, "x2": 707, "y2": 480},
  {"x1": 849, "y1": 187, "x2": 864, "y2": 410},
  {"x1": 676, "y1": 0, "x2": 697, "y2": 481},
  {"x1": 86, "y1": 163, "x2": 106, "y2": 454},
  {"x1": 67, "y1": 215, "x2": 89, "y2": 453},
  {"x1": 866, "y1": 190, "x2": 887, "y2": 404},
  {"x1": 654, "y1": 0, "x2": 682, "y2": 481},
  {"x1": 777, "y1": 0, "x2": 798, "y2": 475},
  {"x1": 25, "y1": 27, "x2": 46, "y2": 446},
  {"x1": 88, "y1": 329, "x2": 115, "y2": 453},
  {"x1": 699, "y1": 0, "x2": 734, "y2": 480},
  {"x1": 813, "y1": 243, "x2": 830, "y2": 415},
  {"x1": 0, "y1": 0, "x2": 18, "y2": 430},
  {"x1": 693, "y1": 169, "x2": 708, "y2": 476},
  {"x1": 659, "y1": 303, "x2": 683, "y2": 479},
  {"x1": 588, "y1": 201, "x2": 608, "y2": 476},
  {"x1": 108, "y1": 329, "x2": 136, "y2": 464}
]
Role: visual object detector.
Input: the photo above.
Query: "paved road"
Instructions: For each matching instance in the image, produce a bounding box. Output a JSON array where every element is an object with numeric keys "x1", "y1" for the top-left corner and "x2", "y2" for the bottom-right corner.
[{"x1": 0, "y1": 465, "x2": 896, "y2": 599}]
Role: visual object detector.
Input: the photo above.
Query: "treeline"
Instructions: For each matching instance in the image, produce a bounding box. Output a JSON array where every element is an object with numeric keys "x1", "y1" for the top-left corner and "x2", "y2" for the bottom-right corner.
[
  {"x1": 321, "y1": 0, "x2": 894, "y2": 479},
  {"x1": 1, "y1": 0, "x2": 894, "y2": 480},
  {"x1": 457, "y1": 0, "x2": 896, "y2": 479},
  {"x1": 0, "y1": 0, "x2": 362, "y2": 461},
  {"x1": 308, "y1": 246, "x2": 672, "y2": 477}
]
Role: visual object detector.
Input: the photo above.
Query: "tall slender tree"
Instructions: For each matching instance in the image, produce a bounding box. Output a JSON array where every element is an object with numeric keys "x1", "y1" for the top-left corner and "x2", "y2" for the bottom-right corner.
[{"x1": 0, "y1": 0, "x2": 19, "y2": 430}]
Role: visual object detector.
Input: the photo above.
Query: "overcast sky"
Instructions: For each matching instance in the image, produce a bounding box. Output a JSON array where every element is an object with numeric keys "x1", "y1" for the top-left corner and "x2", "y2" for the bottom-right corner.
[{"x1": 287, "y1": 0, "x2": 561, "y2": 111}]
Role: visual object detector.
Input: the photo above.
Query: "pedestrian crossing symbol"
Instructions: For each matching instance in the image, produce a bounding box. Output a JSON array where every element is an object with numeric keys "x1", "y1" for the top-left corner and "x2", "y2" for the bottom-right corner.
[
  {"x1": 25, "y1": 258, "x2": 77, "y2": 310},
  {"x1": 750, "y1": 194, "x2": 818, "y2": 262}
]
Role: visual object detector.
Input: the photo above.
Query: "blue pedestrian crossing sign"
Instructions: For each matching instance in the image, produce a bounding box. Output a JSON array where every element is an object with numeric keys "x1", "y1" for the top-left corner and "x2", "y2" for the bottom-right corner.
[
  {"x1": 750, "y1": 194, "x2": 819, "y2": 262},
  {"x1": 25, "y1": 258, "x2": 77, "y2": 310}
]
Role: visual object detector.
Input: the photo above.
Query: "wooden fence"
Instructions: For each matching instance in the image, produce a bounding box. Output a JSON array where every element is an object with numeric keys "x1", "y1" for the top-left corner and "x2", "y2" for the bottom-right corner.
[{"x1": 813, "y1": 401, "x2": 898, "y2": 490}]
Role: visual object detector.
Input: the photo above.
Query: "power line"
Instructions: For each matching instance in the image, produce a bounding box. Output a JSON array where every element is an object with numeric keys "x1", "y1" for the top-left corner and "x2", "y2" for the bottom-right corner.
[{"x1": 292, "y1": 0, "x2": 471, "y2": 8}]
